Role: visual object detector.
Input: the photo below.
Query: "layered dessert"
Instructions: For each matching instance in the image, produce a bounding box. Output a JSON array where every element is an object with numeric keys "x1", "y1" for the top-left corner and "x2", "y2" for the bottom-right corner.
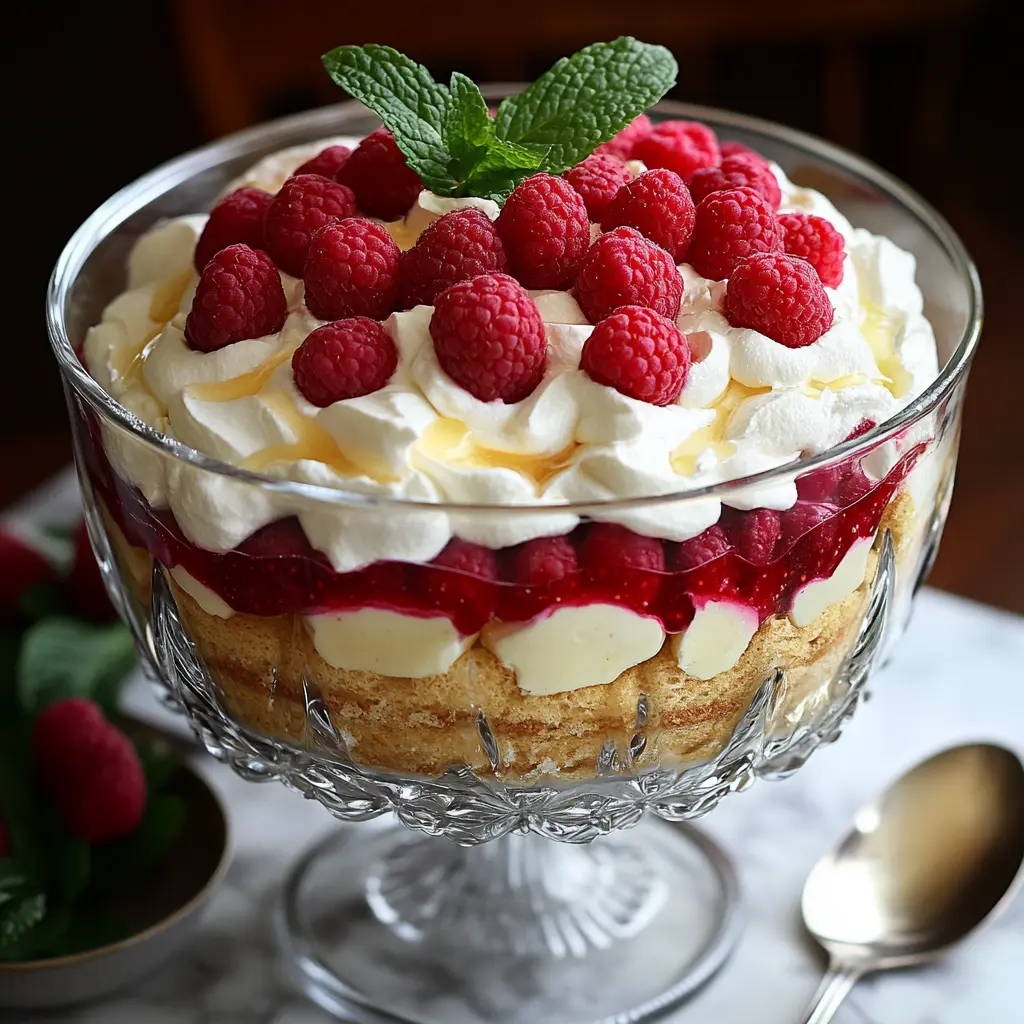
[{"x1": 79, "y1": 40, "x2": 945, "y2": 778}]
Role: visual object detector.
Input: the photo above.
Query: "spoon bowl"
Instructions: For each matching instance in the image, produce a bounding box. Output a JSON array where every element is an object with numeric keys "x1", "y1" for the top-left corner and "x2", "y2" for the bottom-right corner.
[{"x1": 798, "y1": 742, "x2": 1024, "y2": 1023}]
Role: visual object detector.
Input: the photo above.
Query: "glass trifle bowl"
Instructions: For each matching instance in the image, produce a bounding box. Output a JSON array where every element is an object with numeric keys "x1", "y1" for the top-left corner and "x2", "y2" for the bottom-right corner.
[{"x1": 47, "y1": 95, "x2": 980, "y2": 1024}]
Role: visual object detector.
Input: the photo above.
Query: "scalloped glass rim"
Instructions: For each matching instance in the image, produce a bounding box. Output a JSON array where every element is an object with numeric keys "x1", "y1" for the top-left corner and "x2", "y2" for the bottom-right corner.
[{"x1": 46, "y1": 95, "x2": 982, "y2": 518}]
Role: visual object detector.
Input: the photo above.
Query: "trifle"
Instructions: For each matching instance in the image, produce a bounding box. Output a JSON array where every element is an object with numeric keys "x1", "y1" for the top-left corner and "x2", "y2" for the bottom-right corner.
[
  {"x1": 51, "y1": 38, "x2": 980, "y2": 1024},
  {"x1": 69, "y1": 41, "x2": 960, "y2": 785}
]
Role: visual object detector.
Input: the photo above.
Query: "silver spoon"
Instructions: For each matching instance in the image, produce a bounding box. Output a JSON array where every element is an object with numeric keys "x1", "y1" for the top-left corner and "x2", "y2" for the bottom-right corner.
[{"x1": 798, "y1": 742, "x2": 1024, "y2": 1024}]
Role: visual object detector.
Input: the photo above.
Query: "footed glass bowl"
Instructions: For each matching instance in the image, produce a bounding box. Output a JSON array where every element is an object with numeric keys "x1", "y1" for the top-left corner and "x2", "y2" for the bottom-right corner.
[{"x1": 47, "y1": 97, "x2": 980, "y2": 1024}]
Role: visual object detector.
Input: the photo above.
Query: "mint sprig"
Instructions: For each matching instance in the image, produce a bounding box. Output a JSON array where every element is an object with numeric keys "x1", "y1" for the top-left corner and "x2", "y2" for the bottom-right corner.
[
  {"x1": 495, "y1": 38, "x2": 677, "y2": 171},
  {"x1": 322, "y1": 37, "x2": 677, "y2": 202},
  {"x1": 445, "y1": 73, "x2": 545, "y2": 196},
  {"x1": 321, "y1": 44, "x2": 453, "y2": 193},
  {"x1": 444, "y1": 73, "x2": 494, "y2": 176}
]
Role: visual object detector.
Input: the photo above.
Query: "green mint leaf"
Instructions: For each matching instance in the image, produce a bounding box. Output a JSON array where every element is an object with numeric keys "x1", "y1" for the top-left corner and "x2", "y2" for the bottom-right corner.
[
  {"x1": 443, "y1": 74, "x2": 545, "y2": 197},
  {"x1": 0, "y1": 889, "x2": 46, "y2": 953},
  {"x1": 457, "y1": 140, "x2": 545, "y2": 200},
  {"x1": 458, "y1": 166, "x2": 529, "y2": 203},
  {"x1": 484, "y1": 138, "x2": 547, "y2": 170},
  {"x1": 17, "y1": 618, "x2": 136, "y2": 719},
  {"x1": 2, "y1": 899, "x2": 73, "y2": 961},
  {"x1": 322, "y1": 44, "x2": 455, "y2": 194},
  {"x1": 444, "y1": 72, "x2": 493, "y2": 178},
  {"x1": 495, "y1": 37, "x2": 677, "y2": 172}
]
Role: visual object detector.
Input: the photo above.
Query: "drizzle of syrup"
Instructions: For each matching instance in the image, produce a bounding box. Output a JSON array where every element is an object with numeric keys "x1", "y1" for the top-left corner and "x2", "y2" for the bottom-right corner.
[
  {"x1": 416, "y1": 418, "x2": 578, "y2": 489},
  {"x1": 671, "y1": 382, "x2": 766, "y2": 476},
  {"x1": 240, "y1": 391, "x2": 365, "y2": 478},
  {"x1": 112, "y1": 267, "x2": 195, "y2": 381},
  {"x1": 859, "y1": 299, "x2": 913, "y2": 398},
  {"x1": 190, "y1": 344, "x2": 298, "y2": 403},
  {"x1": 149, "y1": 266, "x2": 194, "y2": 324}
]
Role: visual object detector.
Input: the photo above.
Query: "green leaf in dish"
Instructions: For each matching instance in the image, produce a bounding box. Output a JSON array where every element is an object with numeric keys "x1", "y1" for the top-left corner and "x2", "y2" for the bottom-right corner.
[{"x1": 0, "y1": 884, "x2": 46, "y2": 955}]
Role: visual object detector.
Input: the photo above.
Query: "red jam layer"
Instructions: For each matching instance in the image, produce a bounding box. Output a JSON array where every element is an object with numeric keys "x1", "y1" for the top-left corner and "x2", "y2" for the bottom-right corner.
[{"x1": 81, "y1": 417, "x2": 921, "y2": 636}]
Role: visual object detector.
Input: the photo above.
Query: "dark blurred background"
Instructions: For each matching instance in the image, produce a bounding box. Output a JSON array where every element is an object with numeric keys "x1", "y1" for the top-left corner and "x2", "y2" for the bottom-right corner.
[{"x1": 8, "y1": 0, "x2": 1021, "y2": 612}]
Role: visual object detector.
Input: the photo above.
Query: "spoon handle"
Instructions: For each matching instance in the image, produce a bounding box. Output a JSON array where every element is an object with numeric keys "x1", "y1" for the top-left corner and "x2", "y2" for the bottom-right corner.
[{"x1": 798, "y1": 961, "x2": 863, "y2": 1024}]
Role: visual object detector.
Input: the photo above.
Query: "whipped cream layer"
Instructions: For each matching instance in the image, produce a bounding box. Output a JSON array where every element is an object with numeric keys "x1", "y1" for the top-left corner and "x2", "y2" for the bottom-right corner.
[{"x1": 84, "y1": 137, "x2": 939, "y2": 574}]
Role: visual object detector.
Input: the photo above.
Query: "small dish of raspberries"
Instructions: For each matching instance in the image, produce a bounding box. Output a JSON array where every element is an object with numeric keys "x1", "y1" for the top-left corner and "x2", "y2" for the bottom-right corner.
[{"x1": 0, "y1": 522, "x2": 228, "y2": 1010}]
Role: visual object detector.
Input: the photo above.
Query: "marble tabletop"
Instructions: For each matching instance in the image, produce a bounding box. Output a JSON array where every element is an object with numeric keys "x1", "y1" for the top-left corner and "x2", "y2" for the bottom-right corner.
[{"x1": 4, "y1": 475, "x2": 1023, "y2": 1024}]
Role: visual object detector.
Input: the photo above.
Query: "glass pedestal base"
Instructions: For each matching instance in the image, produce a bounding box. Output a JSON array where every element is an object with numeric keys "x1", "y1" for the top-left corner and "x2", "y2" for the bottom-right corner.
[{"x1": 279, "y1": 816, "x2": 740, "y2": 1024}]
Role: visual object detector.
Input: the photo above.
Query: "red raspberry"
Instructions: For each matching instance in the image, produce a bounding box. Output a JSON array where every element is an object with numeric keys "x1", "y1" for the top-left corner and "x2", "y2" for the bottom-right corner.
[
  {"x1": 783, "y1": 502, "x2": 841, "y2": 580},
  {"x1": 0, "y1": 527, "x2": 53, "y2": 621},
  {"x1": 293, "y1": 144, "x2": 352, "y2": 179},
  {"x1": 581, "y1": 305, "x2": 691, "y2": 406},
  {"x1": 563, "y1": 154, "x2": 631, "y2": 221},
  {"x1": 574, "y1": 227, "x2": 683, "y2": 324},
  {"x1": 600, "y1": 169, "x2": 696, "y2": 262},
  {"x1": 418, "y1": 539, "x2": 499, "y2": 627},
  {"x1": 781, "y1": 502, "x2": 837, "y2": 547},
  {"x1": 796, "y1": 465, "x2": 841, "y2": 502},
  {"x1": 337, "y1": 128, "x2": 423, "y2": 221},
  {"x1": 688, "y1": 154, "x2": 782, "y2": 209},
  {"x1": 399, "y1": 209, "x2": 507, "y2": 309},
  {"x1": 430, "y1": 274, "x2": 547, "y2": 403},
  {"x1": 63, "y1": 731, "x2": 146, "y2": 843},
  {"x1": 779, "y1": 213, "x2": 846, "y2": 288},
  {"x1": 32, "y1": 698, "x2": 108, "y2": 787},
  {"x1": 237, "y1": 517, "x2": 317, "y2": 558},
  {"x1": 264, "y1": 174, "x2": 356, "y2": 277},
  {"x1": 719, "y1": 140, "x2": 766, "y2": 163},
  {"x1": 227, "y1": 518, "x2": 328, "y2": 615},
  {"x1": 595, "y1": 114, "x2": 653, "y2": 159},
  {"x1": 67, "y1": 519, "x2": 116, "y2": 621},
  {"x1": 431, "y1": 538, "x2": 498, "y2": 579},
  {"x1": 633, "y1": 120, "x2": 721, "y2": 180},
  {"x1": 582, "y1": 524, "x2": 665, "y2": 571},
  {"x1": 687, "y1": 187, "x2": 783, "y2": 281},
  {"x1": 581, "y1": 522, "x2": 665, "y2": 611},
  {"x1": 797, "y1": 421, "x2": 876, "y2": 501},
  {"x1": 194, "y1": 187, "x2": 273, "y2": 271},
  {"x1": 835, "y1": 469, "x2": 874, "y2": 507},
  {"x1": 185, "y1": 244, "x2": 288, "y2": 352},
  {"x1": 32, "y1": 698, "x2": 146, "y2": 843},
  {"x1": 303, "y1": 219, "x2": 401, "y2": 321},
  {"x1": 669, "y1": 525, "x2": 731, "y2": 571},
  {"x1": 293, "y1": 318, "x2": 398, "y2": 406},
  {"x1": 723, "y1": 508, "x2": 782, "y2": 565},
  {"x1": 496, "y1": 174, "x2": 590, "y2": 289},
  {"x1": 725, "y1": 252, "x2": 834, "y2": 348},
  {"x1": 511, "y1": 536, "x2": 578, "y2": 585}
]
